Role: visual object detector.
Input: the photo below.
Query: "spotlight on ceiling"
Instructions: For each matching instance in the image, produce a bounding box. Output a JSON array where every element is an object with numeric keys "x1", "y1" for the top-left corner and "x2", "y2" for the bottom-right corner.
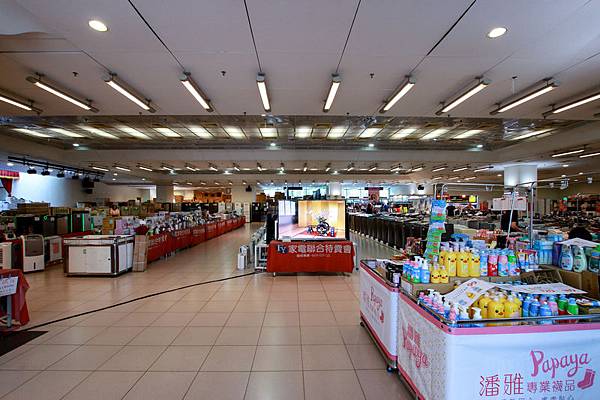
[
  {"x1": 56, "y1": 170, "x2": 65, "y2": 178},
  {"x1": 27, "y1": 166, "x2": 37, "y2": 174}
]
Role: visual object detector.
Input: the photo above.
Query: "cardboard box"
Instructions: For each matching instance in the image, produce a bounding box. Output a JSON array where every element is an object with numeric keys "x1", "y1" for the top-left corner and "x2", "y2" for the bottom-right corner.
[
  {"x1": 542, "y1": 265, "x2": 600, "y2": 299},
  {"x1": 520, "y1": 267, "x2": 562, "y2": 284},
  {"x1": 401, "y1": 277, "x2": 458, "y2": 297},
  {"x1": 133, "y1": 235, "x2": 148, "y2": 272}
]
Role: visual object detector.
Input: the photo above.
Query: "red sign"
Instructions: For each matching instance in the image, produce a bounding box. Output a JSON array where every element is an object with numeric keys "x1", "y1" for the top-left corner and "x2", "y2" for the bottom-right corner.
[{"x1": 267, "y1": 240, "x2": 354, "y2": 273}]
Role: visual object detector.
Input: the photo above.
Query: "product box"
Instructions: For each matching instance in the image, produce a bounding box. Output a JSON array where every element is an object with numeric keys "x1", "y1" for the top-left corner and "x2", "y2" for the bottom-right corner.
[
  {"x1": 400, "y1": 277, "x2": 458, "y2": 297},
  {"x1": 133, "y1": 235, "x2": 148, "y2": 272},
  {"x1": 520, "y1": 267, "x2": 562, "y2": 284},
  {"x1": 486, "y1": 275, "x2": 521, "y2": 283}
]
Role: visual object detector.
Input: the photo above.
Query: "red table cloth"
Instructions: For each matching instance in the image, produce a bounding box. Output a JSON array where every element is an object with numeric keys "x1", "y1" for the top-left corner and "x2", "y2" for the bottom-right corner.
[
  {"x1": 0, "y1": 269, "x2": 30, "y2": 326},
  {"x1": 267, "y1": 240, "x2": 355, "y2": 273}
]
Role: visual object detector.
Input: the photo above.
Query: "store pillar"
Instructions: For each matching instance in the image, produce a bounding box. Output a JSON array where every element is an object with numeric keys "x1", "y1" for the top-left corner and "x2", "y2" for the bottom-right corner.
[{"x1": 156, "y1": 185, "x2": 174, "y2": 203}]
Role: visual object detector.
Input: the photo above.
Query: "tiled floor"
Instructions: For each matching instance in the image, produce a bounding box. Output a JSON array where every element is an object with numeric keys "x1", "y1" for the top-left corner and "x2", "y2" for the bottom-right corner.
[{"x1": 0, "y1": 224, "x2": 413, "y2": 399}]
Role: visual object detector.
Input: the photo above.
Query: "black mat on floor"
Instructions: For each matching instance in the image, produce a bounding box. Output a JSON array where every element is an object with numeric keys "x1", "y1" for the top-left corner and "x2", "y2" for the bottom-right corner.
[{"x1": 0, "y1": 331, "x2": 47, "y2": 356}]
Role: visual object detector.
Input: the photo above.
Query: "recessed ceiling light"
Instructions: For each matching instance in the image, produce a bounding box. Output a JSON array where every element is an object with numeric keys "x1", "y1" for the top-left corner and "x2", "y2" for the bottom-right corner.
[
  {"x1": 487, "y1": 27, "x2": 507, "y2": 38},
  {"x1": 497, "y1": 174, "x2": 502, "y2": 177},
  {"x1": 562, "y1": 164, "x2": 569, "y2": 168},
  {"x1": 453, "y1": 129, "x2": 482, "y2": 139},
  {"x1": 368, "y1": 143, "x2": 375, "y2": 148},
  {"x1": 510, "y1": 128, "x2": 553, "y2": 141},
  {"x1": 189, "y1": 125, "x2": 212, "y2": 138},
  {"x1": 112, "y1": 178, "x2": 116, "y2": 181},
  {"x1": 142, "y1": 178, "x2": 146, "y2": 181},
  {"x1": 117, "y1": 125, "x2": 150, "y2": 139},
  {"x1": 391, "y1": 127, "x2": 416, "y2": 139},
  {"x1": 224, "y1": 126, "x2": 244, "y2": 139},
  {"x1": 579, "y1": 172, "x2": 583, "y2": 175},
  {"x1": 155, "y1": 127, "x2": 180, "y2": 137},
  {"x1": 14, "y1": 128, "x2": 51, "y2": 138},
  {"x1": 88, "y1": 20, "x2": 108, "y2": 32},
  {"x1": 360, "y1": 128, "x2": 380, "y2": 139},
  {"x1": 476, "y1": 144, "x2": 483, "y2": 148},
  {"x1": 49, "y1": 128, "x2": 84, "y2": 138},
  {"x1": 80, "y1": 125, "x2": 118, "y2": 139},
  {"x1": 270, "y1": 142, "x2": 276, "y2": 147},
  {"x1": 7, "y1": 162, "x2": 14, "y2": 166},
  {"x1": 296, "y1": 126, "x2": 312, "y2": 138},
  {"x1": 561, "y1": 174, "x2": 566, "y2": 178},
  {"x1": 113, "y1": 172, "x2": 118, "y2": 176},
  {"x1": 72, "y1": 143, "x2": 80, "y2": 147},
  {"x1": 421, "y1": 128, "x2": 449, "y2": 140}
]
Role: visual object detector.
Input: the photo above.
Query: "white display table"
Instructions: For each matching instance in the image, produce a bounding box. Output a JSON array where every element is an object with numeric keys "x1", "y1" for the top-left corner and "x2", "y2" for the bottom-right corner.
[{"x1": 64, "y1": 235, "x2": 134, "y2": 276}]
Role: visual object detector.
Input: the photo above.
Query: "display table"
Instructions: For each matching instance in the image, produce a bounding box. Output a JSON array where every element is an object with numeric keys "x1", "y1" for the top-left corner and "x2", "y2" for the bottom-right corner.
[
  {"x1": 266, "y1": 240, "x2": 354, "y2": 273},
  {"x1": 64, "y1": 235, "x2": 135, "y2": 276},
  {"x1": 396, "y1": 291, "x2": 600, "y2": 400},
  {"x1": 0, "y1": 269, "x2": 30, "y2": 327},
  {"x1": 359, "y1": 260, "x2": 399, "y2": 371}
]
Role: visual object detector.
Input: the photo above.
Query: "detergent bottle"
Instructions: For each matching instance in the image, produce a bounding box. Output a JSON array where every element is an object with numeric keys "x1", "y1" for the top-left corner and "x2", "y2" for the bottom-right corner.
[
  {"x1": 572, "y1": 245, "x2": 588, "y2": 273},
  {"x1": 439, "y1": 246, "x2": 448, "y2": 267},
  {"x1": 522, "y1": 295, "x2": 532, "y2": 317},
  {"x1": 504, "y1": 295, "x2": 521, "y2": 318},
  {"x1": 498, "y1": 250, "x2": 509, "y2": 277},
  {"x1": 567, "y1": 298, "x2": 579, "y2": 316},
  {"x1": 510, "y1": 292, "x2": 522, "y2": 309},
  {"x1": 446, "y1": 250, "x2": 457, "y2": 277},
  {"x1": 478, "y1": 294, "x2": 492, "y2": 319},
  {"x1": 487, "y1": 296, "x2": 505, "y2": 319},
  {"x1": 557, "y1": 294, "x2": 568, "y2": 315},
  {"x1": 420, "y1": 260, "x2": 430, "y2": 284},
  {"x1": 507, "y1": 250, "x2": 519, "y2": 276},
  {"x1": 589, "y1": 245, "x2": 600, "y2": 273},
  {"x1": 439, "y1": 266, "x2": 449, "y2": 284},
  {"x1": 479, "y1": 250, "x2": 488, "y2": 277},
  {"x1": 548, "y1": 295, "x2": 559, "y2": 316},
  {"x1": 488, "y1": 250, "x2": 498, "y2": 277},
  {"x1": 529, "y1": 298, "x2": 541, "y2": 317},
  {"x1": 468, "y1": 250, "x2": 480, "y2": 277},
  {"x1": 560, "y1": 245, "x2": 574, "y2": 271},
  {"x1": 539, "y1": 301, "x2": 553, "y2": 325},
  {"x1": 449, "y1": 303, "x2": 459, "y2": 322},
  {"x1": 457, "y1": 249, "x2": 470, "y2": 278},
  {"x1": 471, "y1": 307, "x2": 484, "y2": 327}
]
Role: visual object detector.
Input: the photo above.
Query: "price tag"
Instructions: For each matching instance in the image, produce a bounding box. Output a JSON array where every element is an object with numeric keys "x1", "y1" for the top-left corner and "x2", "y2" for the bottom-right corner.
[{"x1": 0, "y1": 276, "x2": 18, "y2": 296}]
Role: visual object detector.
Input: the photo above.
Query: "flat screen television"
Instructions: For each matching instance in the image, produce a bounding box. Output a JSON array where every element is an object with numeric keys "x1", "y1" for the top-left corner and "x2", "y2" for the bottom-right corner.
[{"x1": 278, "y1": 199, "x2": 347, "y2": 240}]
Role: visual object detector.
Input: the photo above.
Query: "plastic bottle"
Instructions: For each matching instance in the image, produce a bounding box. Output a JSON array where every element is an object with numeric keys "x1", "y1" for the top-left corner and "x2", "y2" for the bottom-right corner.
[
  {"x1": 567, "y1": 298, "x2": 579, "y2": 316},
  {"x1": 573, "y1": 245, "x2": 588, "y2": 273},
  {"x1": 439, "y1": 266, "x2": 449, "y2": 284},
  {"x1": 446, "y1": 250, "x2": 457, "y2": 277},
  {"x1": 507, "y1": 251, "x2": 519, "y2": 276},
  {"x1": 439, "y1": 247, "x2": 447, "y2": 268},
  {"x1": 443, "y1": 299, "x2": 451, "y2": 318},
  {"x1": 431, "y1": 266, "x2": 441, "y2": 284},
  {"x1": 478, "y1": 294, "x2": 492, "y2": 319},
  {"x1": 560, "y1": 245, "x2": 574, "y2": 271},
  {"x1": 412, "y1": 261, "x2": 421, "y2": 283},
  {"x1": 529, "y1": 298, "x2": 541, "y2": 317},
  {"x1": 479, "y1": 250, "x2": 488, "y2": 277},
  {"x1": 504, "y1": 295, "x2": 521, "y2": 318},
  {"x1": 548, "y1": 295, "x2": 559, "y2": 316},
  {"x1": 557, "y1": 294, "x2": 568, "y2": 315},
  {"x1": 539, "y1": 302, "x2": 553, "y2": 325},
  {"x1": 469, "y1": 250, "x2": 480, "y2": 277},
  {"x1": 458, "y1": 306, "x2": 470, "y2": 326},
  {"x1": 522, "y1": 295, "x2": 532, "y2": 317},
  {"x1": 449, "y1": 303, "x2": 459, "y2": 321},
  {"x1": 420, "y1": 260, "x2": 430, "y2": 284},
  {"x1": 471, "y1": 307, "x2": 484, "y2": 327},
  {"x1": 488, "y1": 250, "x2": 498, "y2": 277},
  {"x1": 456, "y1": 250, "x2": 469, "y2": 277},
  {"x1": 487, "y1": 296, "x2": 505, "y2": 319}
]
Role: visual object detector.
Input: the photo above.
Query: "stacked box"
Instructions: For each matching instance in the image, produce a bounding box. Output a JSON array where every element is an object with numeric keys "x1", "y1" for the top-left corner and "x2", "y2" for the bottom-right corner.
[
  {"x1": 133, "y1": 235, "x2": 148, "y2": 272},
  {"x1": 17, "y1": 202, "x2": 50, "y2": 215}
]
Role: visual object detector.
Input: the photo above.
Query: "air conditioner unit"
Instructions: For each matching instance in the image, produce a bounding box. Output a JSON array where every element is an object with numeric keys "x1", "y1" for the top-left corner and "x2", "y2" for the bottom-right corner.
[
  {"x1": 44, "y1": 235, "x2": 63, "y2": 264},
  {"x1": 21, "y1": 234, "x2": 45, "y2": 272},
  {"x1": 0, "y1": 242, "x2": 12, "y2": 269}
]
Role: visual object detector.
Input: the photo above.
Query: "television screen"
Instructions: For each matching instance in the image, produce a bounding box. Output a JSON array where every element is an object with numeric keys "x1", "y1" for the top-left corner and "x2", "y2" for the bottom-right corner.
[{"x1": 278, "y1": 200, "x2": 347, "y2": 240}]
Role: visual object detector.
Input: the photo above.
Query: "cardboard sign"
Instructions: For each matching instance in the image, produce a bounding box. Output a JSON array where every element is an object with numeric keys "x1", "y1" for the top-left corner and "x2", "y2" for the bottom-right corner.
[
  {"x1": 443, "y1": 278, "x2": 497, "y2": 308},
  {"x1": 0, "y1": 276, "x2": 18, "y2": 296}
]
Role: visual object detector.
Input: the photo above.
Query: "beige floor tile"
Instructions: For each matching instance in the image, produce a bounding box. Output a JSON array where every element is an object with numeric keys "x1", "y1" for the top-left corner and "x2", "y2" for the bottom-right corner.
[
  {"x1": 300, "y1": 311, "x2": 338, "y2": 326},
  {"x1": 172, "y1": 326, "x2": 222, "y2": 345},
  {"x1": 269, "y1": 292, "x2": 299, "y2": 302},
  {"x1": 167, "y1": 301, "x2": 206, "y2": 313},
  {"x1": 113, "y1": 312, "x2": 162, "y2": 326},
  {"x1": 326, "y1": 291, "x2": 357, "y2": 301},
  {"x1": 44, "y1": 326, "x2": 106, "y2": 345},
  {"x1": 201, "y1": 346, "x2": 256, "y2": 371},
  {"x1": 0, "y1": 344, "x2": 78, "y2": 370},
  {"x1": 335, "y1": 311, "x2": 360, "y2": 326},
  {"x1": 225, "y1": 312, "x2": 265, "y2": 326},
  {"x1": 339, "y1": 326, "x2": 374, "y2": 345},
  {"x1": 129, "y1": 326, "x2": 183, "y2": 345},
  {"x1": 301, "y1": 326, "x2": 344, "y2": 344},
  {"x1": 0, "y1": 370, "x2": 39, "y2": 397},
  {"x1": 245, "y1": 371, "x2": 304, "y2": 400},
  {"x1": 266, "y1": 301, "x2": 299, "y2": 312},
  {"x1": 263, "y1": 312, "x2": 300, "y2": 327},
  {"x1": 183, "y1": 372, "x2": 249, "y2": 400},
  {"x1": 356, "y1": 370, "x2": 414, "y2": 400},
  {"x1": 210, "y1": 291, "x2": 243, "y2": 301},
  {"x1": 304, "y1": 370, "x2": 365, "y2": 400},
  {"x1": 202, "y1": 301, "x2": 236, "y2": 313},
  {"x1": 330, "y1": 300, "x2": 360, "y2": 312},
  {"x1": 188, "y1": 312, "x2": 230, "y2": 326},
  {"x1": 302, "y1": 345, "x2": 354, "y2": 370},
  {"x1": 149, "y1": 345, "x2": 211, "y2": 371},
  {"x1": 299, "y1": 301, "x2": 332, "y2": 311},
  {"x1": 48, "y1": 345, "x2": 122, "y2": 370},
  {"x1": 86, "y1": 326, "x2": 145, "y2": 345},
  {"x1": 252, "y1": 345, "x2": 302, "y2": 371},
  {"x1": 99, "y1": 345, "x2": 166, "y2": 371},
  {"x1": 123, "y1": 371, "x2": 195, "y2": 400},
  {"x1": 25, "y1": 326, "x2": 68, "y2": 345},
  {"x1": 298, "y1": 291, "x2": 328, "y2": 301},
  {"x1": 0, "y1": 344, "x2": 36, "y2": 365},
  {"x1": 76, "y1": 312, "x2": 129, "y2": 326},
  {"x1": 258, "y1": 326, "x2": 301, "y2": 345},
  {"x1": 151, "y1": 312, "x2": 195, "y2": 327},
  {"x1": 1, "y1": 370, "x2": 90, "y2": 400},
  {"x1": 215, "y1": 326, "x2": 260, "y2": 345},
  {"x1": 134, "y1": 300, "x2": 177, "y2": 313},
  {"x1": 63, "y1": 371, "x2": 143, "y2": 400},
  {"x1": 233, "y1": 301, "x2": 268, "y2": 312},
  {"x1": 346, "y1": 344, "x2": 386, "y2": 369}
]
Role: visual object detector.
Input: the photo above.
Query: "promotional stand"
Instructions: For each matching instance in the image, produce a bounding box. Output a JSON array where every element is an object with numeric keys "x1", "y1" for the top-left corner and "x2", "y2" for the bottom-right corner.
[
  {"x1": 359, "y1": 260, "x2": 399, "y2": 371},
  {"x1": 396, "y1": 291, "x2": 600, "y2": 400},
  {"x1": 266, "y1": 240, "x2": 354, "y2": 274}
]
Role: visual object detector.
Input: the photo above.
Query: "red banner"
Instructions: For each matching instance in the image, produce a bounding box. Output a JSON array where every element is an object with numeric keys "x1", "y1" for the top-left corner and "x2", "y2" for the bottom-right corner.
[
  {"x1": 267, "y1": 240, "x2": 355, "y2": 273},
  {"x1": 191, "y1": 225, "x2": 206, "y2": 245},
  {"x1": 147, "y1": 233, "x2": 169, "y2": 262}
]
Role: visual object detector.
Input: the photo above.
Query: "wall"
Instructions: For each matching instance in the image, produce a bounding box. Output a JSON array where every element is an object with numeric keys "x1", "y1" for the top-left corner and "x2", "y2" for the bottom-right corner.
[
  {"x1": 1, "y1": 173, "x2": 145, "y2": 206},
  {"x1": 173, "y1": 189, "x2": 195, "y2": 201},
  {"x1": 231, "y1": 185, "x2": 257, "y2": 203}
]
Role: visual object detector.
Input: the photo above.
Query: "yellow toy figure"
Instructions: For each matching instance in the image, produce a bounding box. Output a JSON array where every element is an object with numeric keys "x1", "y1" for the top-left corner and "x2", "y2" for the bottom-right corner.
[
  {"x1": 457, "y1": 250, "x2": 470, "y2": 277},
  {"x1": 431, "y1": 267, "x2": 441, "y2": 284},
  {"x1": 469, "y1": 251, "x2": 481, "y2": 277},
  {"x1": 446, "y1": 250, "x2": 457, "y2": 277},
  {"x1": 439, "y1": 266, "x2": 449, "y2": 283},
  {"x1": 487, "y1": 296, "x2": 505, "y2": 319}
]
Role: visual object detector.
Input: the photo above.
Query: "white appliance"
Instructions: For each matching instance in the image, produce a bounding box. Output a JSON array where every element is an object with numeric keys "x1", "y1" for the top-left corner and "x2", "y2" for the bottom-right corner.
[
  {"x1": 237, "y1": 245, "x2": 248, "y2": 270},
  {"x1": 63, "y1": 235, "x2": 134, "y2": 276},
  {"x1": 21, "y1": 234, "x2": 45, "y2": 272},
  {"x1": 44, "y1": 235, "x2": 63, "y2": 264},
  {"x1": 0, "y1": 242, "x2": 12, "y2": 269}
]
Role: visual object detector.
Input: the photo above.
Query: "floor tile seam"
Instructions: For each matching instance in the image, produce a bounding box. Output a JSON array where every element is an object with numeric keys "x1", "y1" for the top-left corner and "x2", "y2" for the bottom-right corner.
[{"x1": 0, "y1": 369, "x2": 43, "y2": 399}]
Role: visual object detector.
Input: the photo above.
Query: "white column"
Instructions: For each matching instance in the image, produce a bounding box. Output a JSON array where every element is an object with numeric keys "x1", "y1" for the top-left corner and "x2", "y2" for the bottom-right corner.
[{"x1": 156, "y1": 185, "x2": 174, "y2": 203}]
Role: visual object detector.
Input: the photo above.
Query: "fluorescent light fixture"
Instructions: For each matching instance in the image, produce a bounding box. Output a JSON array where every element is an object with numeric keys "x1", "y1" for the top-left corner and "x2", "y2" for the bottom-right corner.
[
  {"x1": 138, "y1": 165, "x2": 153, "y2": 172},
  {"x1": 180, "y1": 72, "x2": 213, "y2": 111},
  {"x1": 325, "y1": 164, "x2": 331, "y2": 172},
  {"x1": 431, "y1": 165, "x2": 447, "y2": 172},
  {"x1": 487, "y1": 27, "x2": 507, "y2": 38},
  {"x1": 208, "y1": 164, "x2": 218, "y2": 171},
  {"x1": 296, "y1": 126, "x2": 311, "y2": 138},
  {"x1": 545, "y1": 91, "x2": 600, "y2": 115},
  {"x1": 49, "y1": 128, "x2": 84, "y2": 138},
  {"x1": 562, "y1": 164, "x2": 569, "y2": 168},
  {"x1": 303, "y1": 163, "x2": 308, "y2": 172},
  {"x1": 260, "y1": 127, "x2": 277, "y2": 138},
  {"x1": 510, "y1": 128, "x2": 552, "y2": 140},
  {"x1": 7, "y1": 162, "x2": 14, "y2": 166},
  {"x1": 256, "y1": 73, "x2": 271, "y2": 112},
  {"x1": 380, "y1": 76, "x2": 415, "y2": 113},
  {"x1": 453, "y1": 166, "x2": 468, "y2": 172},
  {"x1": 0, "y1": 92, "x2": 42, "y2": 113},
  {"x1": 228, "y1": 180, "x2": 233, "y2": 185},
  {"x1": 368, "y1": 143, "x2": 375, "y2": 148},
  {"x1": 114, "y1": 165, "x2": 131, "y2": 172},
  {"x1": 224, "y1": 126, "x2": 245, "y2": 139},
  {"x1": 257, "y1": 163, "x2": 264, "y2": 172},
  {"x1": 360, "y1": 128, "x2": 381, "y2": 138},
  {"x1": 391, "y1": 127, "x2": 416, "y2": 139},
  {"x1": 464, "y1": 176, "x2": 477, "y2": 181},
  {"x1": 26, "y1": 75, "x2": 98, "y2": 112},
  {"x1": 491, "y1": 80, "x2": 558, "y2": 114},
  {"x1": 580, "y1": 152, "x2": 600, "y2": 158},
  {"x1": 327, "y1": 127, "x2": 346, "y2": 139},
  {"x1": 80, "y1": 126, "x2": 118, "y2": 139},
  {"x1": 214, "y1": 181, "x2": 220, "y2": 185},
  {"x1": 390, "y1": 165, "x2": 401, "y2": 172},
  {"x1": 72, "y1": 143, "x2": 79, "y2": 147},
  {"x1": 347, "y1": 163, "x2": 354, "y2": 171},
  {"x1": 91, "y1": 166, "x2": 109, "y2": 172},
  {"x1": 104, "y1": 73, "x2": 155, "y2": 112},
  {"x1": 421, "y1": 128, "x2": 449, "y2": 140},
  {"x1": 323, "y1": 74, "x2": 341, "y2": 112},
  {"x1": 188, "y1": 125, "x2": 212, "y2": 138},
  {"x1": 155, "y1": 127, "x2": 180, "y2": 137},
  {"x1": 186, "y1": 164, "x2": 196, "y2": 171},
  {"x1": 280, "y1": 163, "x2": 285, "y2": 171},
  {"x1": 453, "y1": 129, "x2": 482, "y2": 139},
  {"x1": 117, "y1": 125, "x2": 150, "y2": 139},
  {"x1": 410, "y1": 166, "x2": 424, "y2": 172},
  {"x1": 448, "y1": 176, "x2": 459, "y2": 180},
  {"x1": 242, "y1": 180, "x2": 247, "y2": 185},
  {"x1": 14, "y1": 128, "x2": 50, "y2": 138},
  {"x1": 432, "y1": 176, "x2": 442, "y2": 180},
  {"x1": 437, "y1": 78, "x2": 490, "y2": 115},
  {"x1": 473, "y1": 166, "x2": 493, "y2": 173},
  {"x1": 233, "y1": 164, "x2": 240, "y2": 171},
  {"x1": 551, "y1": 149, "x2": 584, "y2": 157},
  {"x1": 186, "y1": 182, "x2": 193, "y2": 185},
  {"x1": 88, "y1": 20, "x2": 108, "y2": 32},
  {"x1": 368, "y1": 164, "x2": 377, "y2": 172}
]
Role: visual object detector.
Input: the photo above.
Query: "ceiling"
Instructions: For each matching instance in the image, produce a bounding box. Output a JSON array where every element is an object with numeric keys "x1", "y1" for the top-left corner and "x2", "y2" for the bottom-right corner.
[{"x1": 1, "y1": 0, "x2": 600, "y2": 187}]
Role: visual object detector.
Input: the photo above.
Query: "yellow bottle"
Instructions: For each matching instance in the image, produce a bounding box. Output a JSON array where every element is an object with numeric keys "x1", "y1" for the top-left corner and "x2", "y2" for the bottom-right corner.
[
  {"x1": 511, "y1": 293, "x2": 522, "y2": 308},
  {"x1": 439, "y1": 248, "x2": 447, "y2": 268},
  {"x1": 446, "y1": 250, "x2": 457, "y2": 277},
  {"x1": 431, "y1": 266, "x2": 441, "y2": 284},
  {"x1": 457, "y1": 250, "x2": 470, "y2": 277},
  {"x1": 468, "y1": 251, "x2": 480, "y2": 277},
  {"x1": 487, "y1": 296, "x2": 505, "y2": 319},
  {"x1": 478, "y1": 294, "x2": 492, "y2": 319},
  {"x1": 439, "y1": 266, "x2": 449, "y2": 283},
  {"x1": 504, "y1": 296, "x2": 520, "y2": 318}
]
